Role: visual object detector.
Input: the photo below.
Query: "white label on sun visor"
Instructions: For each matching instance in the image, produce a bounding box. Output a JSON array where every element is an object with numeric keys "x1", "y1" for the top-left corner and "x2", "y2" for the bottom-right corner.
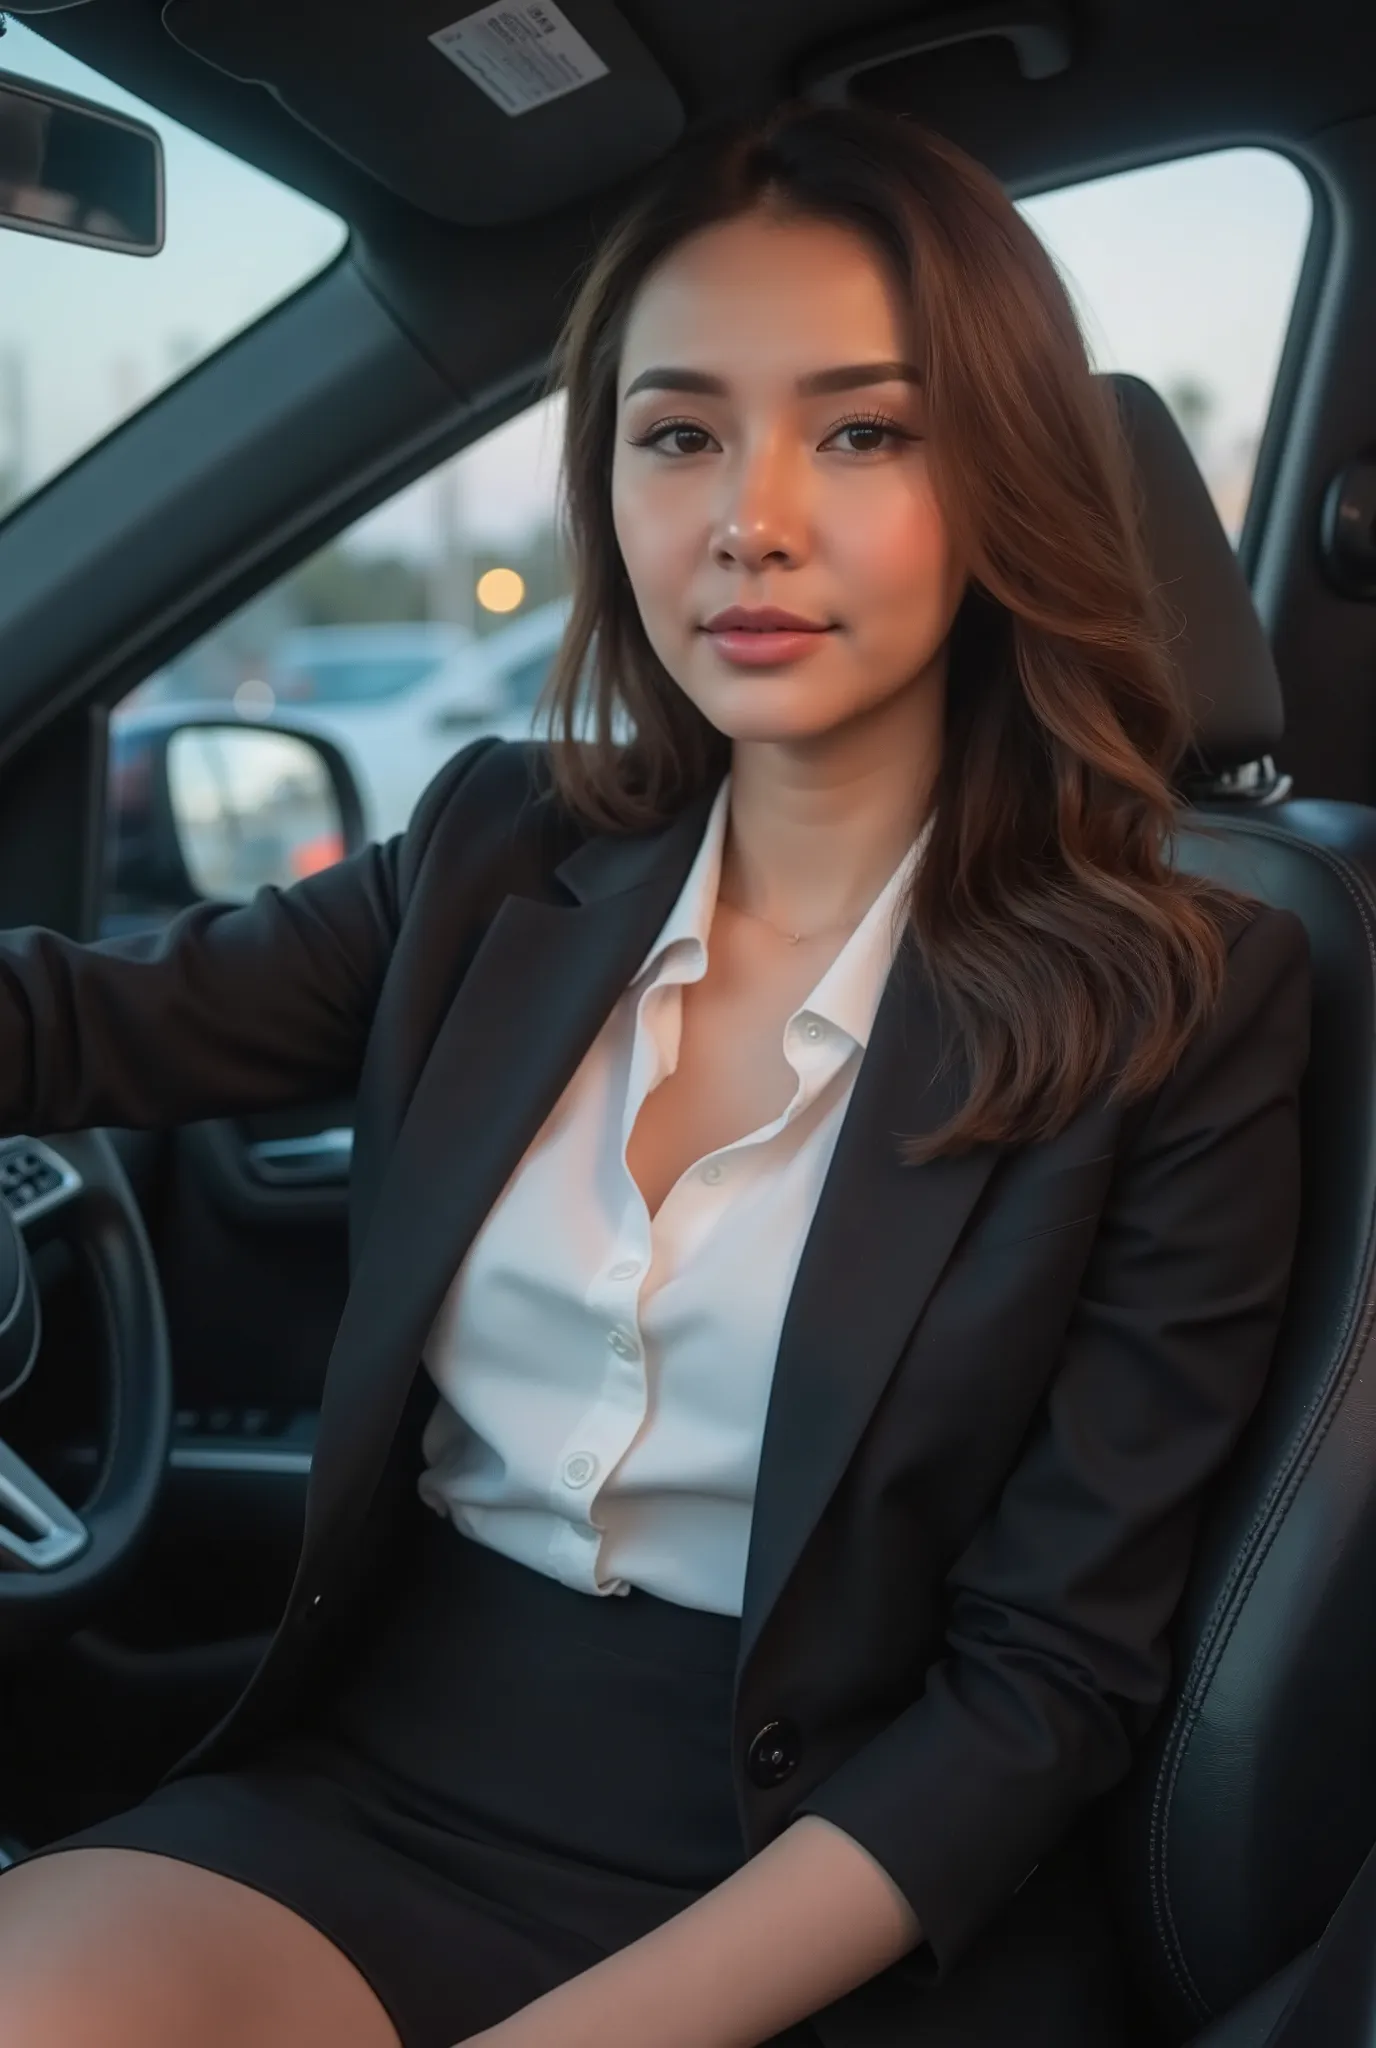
[{"x1": 430, "y1": 2, "x2": 609, "y2": 117}]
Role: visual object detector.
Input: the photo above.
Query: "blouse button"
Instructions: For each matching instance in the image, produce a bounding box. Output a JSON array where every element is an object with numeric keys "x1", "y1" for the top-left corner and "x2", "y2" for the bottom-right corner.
[
  {"x1": 608, "y1": 1260, "x2": 640, "y2": 1281},
  {"x1": 608, "y1": 1327, "x2": 639, "y2": 1359},
  {"x1": 803, "y1": 1019, "x2": 824, "y2": 1041},
  {"x1": 701, "y1": 1161, "x2": 724, "y2": 1184},
  {"x1": 562, "y1": 1452, "x2": 598, "y2": 1488}
]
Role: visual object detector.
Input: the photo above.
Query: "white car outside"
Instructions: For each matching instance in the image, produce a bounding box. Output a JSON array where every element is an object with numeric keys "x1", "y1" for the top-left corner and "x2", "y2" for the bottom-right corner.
[{"x1": 259, "y1": 604, "x2": 572, "y2": 838}]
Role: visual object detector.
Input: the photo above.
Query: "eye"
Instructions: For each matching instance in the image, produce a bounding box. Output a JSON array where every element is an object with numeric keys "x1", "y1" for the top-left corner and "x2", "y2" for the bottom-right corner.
[
  {"x1": 822, "y1": 410, "x2": 916, "y2": 455},
  {"x1": 625, "y1": 418, "x2": 717, "y2": 456}
]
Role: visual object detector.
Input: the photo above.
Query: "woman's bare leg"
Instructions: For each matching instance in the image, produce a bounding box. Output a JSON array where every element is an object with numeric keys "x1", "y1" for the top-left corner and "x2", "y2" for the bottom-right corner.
[{"x1": 0, "y1": 1846, "x2": 403, "y2": 2047}]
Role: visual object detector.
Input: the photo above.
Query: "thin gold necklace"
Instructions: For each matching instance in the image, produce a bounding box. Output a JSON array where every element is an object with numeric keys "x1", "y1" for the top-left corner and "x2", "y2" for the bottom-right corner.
[{"x1": 719, "y1": 897, "x2": 863, "y2": 947}]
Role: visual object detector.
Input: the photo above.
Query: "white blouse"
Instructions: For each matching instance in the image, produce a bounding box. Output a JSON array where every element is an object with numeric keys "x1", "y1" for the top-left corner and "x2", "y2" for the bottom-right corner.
[{"x1": 416, "y1": 775, "x2": 929, "y2": 1615}]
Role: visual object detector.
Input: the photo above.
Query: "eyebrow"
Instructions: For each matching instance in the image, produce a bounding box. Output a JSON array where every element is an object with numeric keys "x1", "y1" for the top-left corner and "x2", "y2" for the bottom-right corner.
[{"x1": 620, "y1": 360, "x2": 922, "y2": 402}]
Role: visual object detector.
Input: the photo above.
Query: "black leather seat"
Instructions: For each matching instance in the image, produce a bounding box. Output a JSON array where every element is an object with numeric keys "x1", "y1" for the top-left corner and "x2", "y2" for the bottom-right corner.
[{"x1": 1098, "y1": 375, "x2": 1376, "y2": 2044}]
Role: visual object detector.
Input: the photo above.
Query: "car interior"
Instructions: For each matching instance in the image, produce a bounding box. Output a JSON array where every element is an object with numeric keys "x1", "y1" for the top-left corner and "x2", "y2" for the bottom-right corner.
[{"x1": 0, "y1": 2, "x2": 1375, "y2": 2044}]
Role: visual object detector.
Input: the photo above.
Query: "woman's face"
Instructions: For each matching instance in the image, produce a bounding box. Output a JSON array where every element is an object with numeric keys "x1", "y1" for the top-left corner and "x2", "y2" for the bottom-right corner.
[{"x1": 611, "y1": 207, "x2": 967, "y2": 752}]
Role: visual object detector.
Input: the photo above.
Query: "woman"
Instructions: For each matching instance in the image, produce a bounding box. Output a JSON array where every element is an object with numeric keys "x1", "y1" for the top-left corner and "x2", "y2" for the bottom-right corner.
[{"x1": 0, "y1": 101, "x2": 1308, "y2": 2048}]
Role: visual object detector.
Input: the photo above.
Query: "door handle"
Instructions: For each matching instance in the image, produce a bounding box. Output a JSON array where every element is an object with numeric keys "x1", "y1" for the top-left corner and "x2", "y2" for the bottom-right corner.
[{"x1": 243, "y1": 1127, "x2": 353, "y2": 1186}]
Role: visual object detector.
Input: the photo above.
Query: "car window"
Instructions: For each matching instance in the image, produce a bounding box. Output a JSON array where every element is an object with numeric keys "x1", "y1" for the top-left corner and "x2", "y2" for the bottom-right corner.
[
  {"x1": 1018, "y1": 148, "x2": 1311, "y2": 543},
  {"x1": 0, "y1": 20, "x2": 345, "y2": 522},
  {"x1": 102, "y1": 144, "x2": 1312, "y2": 924}
]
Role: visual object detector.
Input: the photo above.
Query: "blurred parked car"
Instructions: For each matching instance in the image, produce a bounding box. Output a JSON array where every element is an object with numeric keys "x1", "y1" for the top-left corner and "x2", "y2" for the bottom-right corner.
[{"x1": 268, "y1": 622, "x2": 478, "y2": 710}]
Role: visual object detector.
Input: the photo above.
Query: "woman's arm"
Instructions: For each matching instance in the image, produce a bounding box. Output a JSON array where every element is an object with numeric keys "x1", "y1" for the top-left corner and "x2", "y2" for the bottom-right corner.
[
  {"x1": 464, "y1": 1814, "x2": 921, "y2": 2048},
  {"x1": 0, "y1": 736, "x2": 500, "y2": 1136}
]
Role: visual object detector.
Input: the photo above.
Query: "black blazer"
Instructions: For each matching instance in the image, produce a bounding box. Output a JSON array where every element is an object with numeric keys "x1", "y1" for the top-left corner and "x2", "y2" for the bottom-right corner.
[{"x1": 0, "y1": 736, "x2": 1310, "y2": 2043}]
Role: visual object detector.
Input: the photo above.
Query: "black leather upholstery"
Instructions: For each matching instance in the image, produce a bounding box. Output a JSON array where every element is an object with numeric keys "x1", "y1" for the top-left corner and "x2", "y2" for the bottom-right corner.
[
  {"x1": 1099, "y1": 375, "x2": 1376, "y2": 2042},
  {"x1": 1186, "y1": 1944, "x2": 1317, "y2": 2048},
  {"x1": 1111, "y1": 375, "x2": 1286, "y2": 777}
]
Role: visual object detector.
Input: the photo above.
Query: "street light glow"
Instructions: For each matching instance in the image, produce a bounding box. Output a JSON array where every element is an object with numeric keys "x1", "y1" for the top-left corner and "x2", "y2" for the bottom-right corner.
[{"x1": 476, "y1": 567, "x2": 525, "y2": 613}]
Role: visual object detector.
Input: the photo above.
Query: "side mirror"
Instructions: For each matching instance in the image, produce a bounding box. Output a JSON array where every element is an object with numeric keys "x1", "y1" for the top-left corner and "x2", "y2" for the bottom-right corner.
[
  {"x1": 104, "y1": 713, "x2": 366, "y2": 932},
  {"x1": 0, "y1": 69, "x2": 163, "y2": 254}
]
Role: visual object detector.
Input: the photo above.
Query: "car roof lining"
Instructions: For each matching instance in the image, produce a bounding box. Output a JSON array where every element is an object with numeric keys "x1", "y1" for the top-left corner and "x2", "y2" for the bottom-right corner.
[{"x1": 19, "y1": 0, "x2": 1374, "y2": 230}]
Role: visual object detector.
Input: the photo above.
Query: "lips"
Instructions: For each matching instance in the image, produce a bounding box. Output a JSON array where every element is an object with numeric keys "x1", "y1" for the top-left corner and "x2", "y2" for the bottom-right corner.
[
  {"x1": 700, "y1": 607, "x2": 835, "y2": 669},
  {"x1": 703, "y1": 605, "x2": 831, "y2": 633}
]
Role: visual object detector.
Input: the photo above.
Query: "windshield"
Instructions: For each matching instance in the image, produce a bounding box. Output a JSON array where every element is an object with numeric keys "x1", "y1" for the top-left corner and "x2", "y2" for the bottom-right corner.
[{"x1": 0, "y1": 21, "x2": 345, "y2": 523}]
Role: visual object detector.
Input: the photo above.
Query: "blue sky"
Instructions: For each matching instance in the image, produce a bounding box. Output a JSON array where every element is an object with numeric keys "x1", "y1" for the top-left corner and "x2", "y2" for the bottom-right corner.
[{"x1": 1, "y1": 18, "x2": 1312, "y2": 550}]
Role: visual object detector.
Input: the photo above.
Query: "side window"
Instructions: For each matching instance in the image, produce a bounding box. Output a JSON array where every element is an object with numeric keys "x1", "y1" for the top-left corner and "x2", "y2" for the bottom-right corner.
[
  {"x1": 103, "y1": 147, "x2": 1312, "y2": 929},
  {"x1": 1018, "y1": 148, "x2": 1312, "y2": 543},
  {"x1": 104, "y1": 397, "x2": 569, "y2": 928}
]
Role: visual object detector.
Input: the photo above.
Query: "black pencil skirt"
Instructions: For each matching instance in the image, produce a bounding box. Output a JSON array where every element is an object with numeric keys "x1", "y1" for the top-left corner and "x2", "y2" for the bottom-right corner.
[{"x1": 12, "y1": 1497, "x2": 822, "y2": 2048}]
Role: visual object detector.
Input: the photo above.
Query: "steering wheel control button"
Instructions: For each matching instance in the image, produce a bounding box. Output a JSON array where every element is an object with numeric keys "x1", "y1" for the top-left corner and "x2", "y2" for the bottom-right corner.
[
  {"x1": 746, "y1": 1717, "x2": 802, "y2": 1787},
  {"x1": 561, "y1": 1452, "x2": 598, "y2": 1489},
  {"x1": 0, "y1": 1139, "x2": 81, "y2": 1228}
]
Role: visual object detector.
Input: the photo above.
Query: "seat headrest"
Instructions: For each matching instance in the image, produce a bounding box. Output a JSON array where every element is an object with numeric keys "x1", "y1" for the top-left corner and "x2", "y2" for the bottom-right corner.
[{"x1": 1103, "y1": 373, "x2": 1285, "y2": 773}]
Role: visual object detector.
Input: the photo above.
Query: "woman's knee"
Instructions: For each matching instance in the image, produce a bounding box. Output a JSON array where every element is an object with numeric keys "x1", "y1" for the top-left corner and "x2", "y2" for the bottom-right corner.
[{"x1": 0, "y1": 1845, "x2": 402, "y2": 2047}]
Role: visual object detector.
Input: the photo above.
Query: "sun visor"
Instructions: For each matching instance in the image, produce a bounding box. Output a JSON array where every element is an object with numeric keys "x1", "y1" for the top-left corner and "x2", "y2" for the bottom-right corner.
[{"x1": 160, "y1": 0, "x2": 684, "y2": 224}]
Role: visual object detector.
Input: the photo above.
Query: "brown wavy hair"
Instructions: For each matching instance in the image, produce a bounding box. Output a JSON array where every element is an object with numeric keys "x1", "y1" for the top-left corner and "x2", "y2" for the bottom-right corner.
[{"x1": 530, "y1": 100, "x2": 1244, "y2": 1163}]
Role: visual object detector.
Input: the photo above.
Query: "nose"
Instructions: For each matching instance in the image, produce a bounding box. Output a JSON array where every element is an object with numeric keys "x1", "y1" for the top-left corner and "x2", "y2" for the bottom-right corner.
[{"x1": 709, "y1": 431, "x2": 807, "y2": 573}]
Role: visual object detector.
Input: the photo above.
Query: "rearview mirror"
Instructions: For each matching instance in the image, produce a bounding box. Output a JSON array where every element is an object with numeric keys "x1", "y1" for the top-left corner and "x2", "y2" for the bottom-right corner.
[{"x1": 0, "y1": 69, "x2": 163, "y2": 254}]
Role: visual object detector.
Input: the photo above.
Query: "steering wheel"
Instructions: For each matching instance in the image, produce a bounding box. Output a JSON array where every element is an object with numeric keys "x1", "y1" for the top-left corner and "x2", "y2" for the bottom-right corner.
[{"x1": 0, "y1": 1130, "x2": 172, "y2": 1654}]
